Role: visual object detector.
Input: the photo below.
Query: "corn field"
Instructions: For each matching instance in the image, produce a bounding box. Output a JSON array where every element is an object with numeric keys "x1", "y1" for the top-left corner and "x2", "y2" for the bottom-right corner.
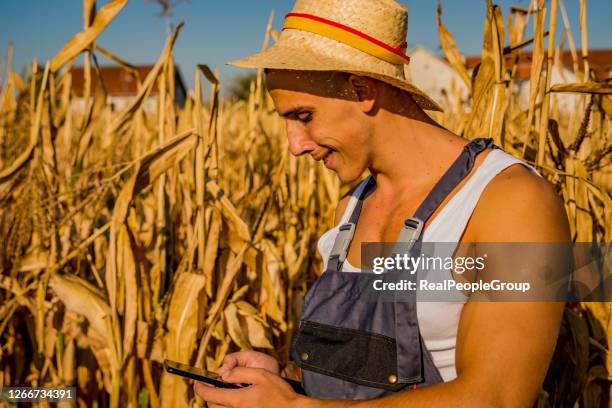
[{"x1": 0, "y1": 0, "x2": 610, "y2": 407}]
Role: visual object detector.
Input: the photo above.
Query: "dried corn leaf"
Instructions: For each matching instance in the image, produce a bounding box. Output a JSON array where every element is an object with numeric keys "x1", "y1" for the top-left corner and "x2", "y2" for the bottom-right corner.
[
  {"x1": 117, "y1": 224, "x2": 138, "y2": 363},
  {"x1": 223, "y1": 303, "x2": 250, "y2": 350},
  {"x1": 106, "y1": 22, "x2": 183, "y2": 135},
  {"x1": 8, "y1": 72, "x2": 26, "y2": 93},
  {"x1": 549, "y1": 82, "x2": 612, "y2": 95},
  {"x1": 436, "y1": 1, "x2": 471, "y2": 91},
  {"x1": 234, "y1": 300, "x2": 260, "y2": 316},
  {"x1": 160, "y1": 272, "x2": 206, "y2": 407},
  {"x1": 206, "y1": 178, "x2": 251, "y2": 243},
  {"x1": 0, "y1": 63, "x2": 49, "y2": 186},
  {"x1": 245, "y1": 315, "x2": 273, "y2": 349},
  {"x1": 49, "y1": 274, "x2": 112, "y2": 342},
  {"x1": 50, "y1": 0, "x2": 127, "y2": 72}
]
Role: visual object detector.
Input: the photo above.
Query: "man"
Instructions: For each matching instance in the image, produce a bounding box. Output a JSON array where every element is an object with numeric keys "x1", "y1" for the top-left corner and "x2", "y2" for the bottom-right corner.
[{"x1": 195, "y1": 0, "x2": 569, "y2": 406}]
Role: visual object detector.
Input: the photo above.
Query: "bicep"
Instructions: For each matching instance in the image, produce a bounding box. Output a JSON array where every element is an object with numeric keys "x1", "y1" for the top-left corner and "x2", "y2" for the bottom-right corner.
[
  {"x1": 455, "y1": 301, "x2": 564, "y2": 406},
  {"x1": 454, "y1": 165, "x2": 569, "y2": 405}
]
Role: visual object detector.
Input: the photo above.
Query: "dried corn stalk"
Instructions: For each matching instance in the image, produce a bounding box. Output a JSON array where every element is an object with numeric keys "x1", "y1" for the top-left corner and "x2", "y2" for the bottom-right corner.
[{"x1": 0, "y1": 1, "x2": 610, "y2": 407}]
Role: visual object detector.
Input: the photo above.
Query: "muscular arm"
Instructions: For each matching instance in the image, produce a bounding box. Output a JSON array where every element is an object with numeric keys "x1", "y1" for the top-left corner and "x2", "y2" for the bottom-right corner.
[{"x1": 299, "y1": 165, "x2": 570, "y2": 408}]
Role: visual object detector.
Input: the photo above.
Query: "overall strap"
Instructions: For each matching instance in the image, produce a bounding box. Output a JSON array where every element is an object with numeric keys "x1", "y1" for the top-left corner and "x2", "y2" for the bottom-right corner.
[
  {"x1": 328, "y1": 138, "x2": 495, "y2": 271},
  {"x1": 397, "y1": 138, "x2": 495, "y2": 245},
  {"x1": 327, "y1": 176, "x2": 376, "y2": 272},
  {"x1": 393, "y1": 137, "x2": 494, "y2": 385}
]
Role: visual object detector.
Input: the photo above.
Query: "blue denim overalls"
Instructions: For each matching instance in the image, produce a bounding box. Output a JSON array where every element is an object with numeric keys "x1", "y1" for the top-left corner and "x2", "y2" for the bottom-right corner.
[{"x1": 291, "y1": 138, "x2": 495, "y2": 399}]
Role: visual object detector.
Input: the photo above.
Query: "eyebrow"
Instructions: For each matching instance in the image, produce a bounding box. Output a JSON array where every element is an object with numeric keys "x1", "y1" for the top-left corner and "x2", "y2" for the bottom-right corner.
[{"x1": 277, "y1": 106, "x2": 314, "y2": 118}]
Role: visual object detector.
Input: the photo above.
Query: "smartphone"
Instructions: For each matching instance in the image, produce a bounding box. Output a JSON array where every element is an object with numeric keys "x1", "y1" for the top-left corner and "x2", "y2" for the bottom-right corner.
[
  {"x1": 164, "y1": 360, "x2": 243, "y2": 389},
  {"x1": 163, "y1": 359, "x2": 305, "y2": 394}
]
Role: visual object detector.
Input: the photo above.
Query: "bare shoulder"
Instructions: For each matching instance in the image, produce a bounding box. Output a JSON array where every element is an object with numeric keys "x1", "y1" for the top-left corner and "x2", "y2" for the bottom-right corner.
[
  {"x1": 455, "y1": 163, "x2": 569, "y2": 406},
  {"x1": 468, "y1": 163, "x2": 570, "y2": 242}
]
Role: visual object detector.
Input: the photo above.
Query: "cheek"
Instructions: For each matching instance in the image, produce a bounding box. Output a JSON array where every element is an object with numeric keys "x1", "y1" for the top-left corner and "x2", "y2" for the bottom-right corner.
[
  {"x1": 323, "y1": 105, "x2": 366, "y2": 144},
  {"x1": 338, "y1": 120, "x2": 369, "y2": 156}
]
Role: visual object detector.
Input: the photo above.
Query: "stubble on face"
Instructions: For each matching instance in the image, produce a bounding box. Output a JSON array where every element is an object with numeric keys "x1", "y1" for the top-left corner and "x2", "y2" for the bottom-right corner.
[{"x1": 266, "y1": 70, "x2": 374, "y2": 184}]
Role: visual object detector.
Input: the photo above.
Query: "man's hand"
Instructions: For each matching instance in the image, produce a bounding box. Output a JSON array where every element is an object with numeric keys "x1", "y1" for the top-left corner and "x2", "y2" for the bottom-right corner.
[
  {"x1": 196, "y1": 351, "x2": 285, "y2": 408},
  {"x1": 216, "y1": 351, "x2": 280, "y2": 377},
  {"x1": 194, "y1": 367, "x2": 305, "y2": 408}
]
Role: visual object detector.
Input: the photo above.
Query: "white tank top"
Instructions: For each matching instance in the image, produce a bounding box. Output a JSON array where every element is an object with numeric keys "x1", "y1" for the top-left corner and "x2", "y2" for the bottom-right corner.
[{"x1": 316, "y1": 148, "x2": 539, "y2": 382}]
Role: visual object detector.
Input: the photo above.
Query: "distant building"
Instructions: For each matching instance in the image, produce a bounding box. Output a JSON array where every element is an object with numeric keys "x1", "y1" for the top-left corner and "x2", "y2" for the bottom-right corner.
[
  {"x1": 407, "y1": 46, "x2": 469, "y2": 110},
  {"x1": 70, "y1": 64, "x2": 187, "y2": 112},
  {"x1": 465, "y1": 49, "x2": 612, "y2": 81},
  {"x1": 408, "y1": 46, "x2": 611, "y2": 112},
  {"x1": 464, "y1": 49, "x2": 612, "y2": 112}
]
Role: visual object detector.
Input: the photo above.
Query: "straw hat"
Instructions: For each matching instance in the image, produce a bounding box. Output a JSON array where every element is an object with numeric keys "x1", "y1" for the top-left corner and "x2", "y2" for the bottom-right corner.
[{"x1": 228, "y1": 0, "x2": 443, "y2": 111}]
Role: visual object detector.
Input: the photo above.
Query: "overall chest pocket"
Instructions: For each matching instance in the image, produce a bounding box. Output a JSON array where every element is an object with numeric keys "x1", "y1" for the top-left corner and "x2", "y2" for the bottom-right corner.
[{"x1": 291, "y1": 320, "x2": 408, "y2": 392}]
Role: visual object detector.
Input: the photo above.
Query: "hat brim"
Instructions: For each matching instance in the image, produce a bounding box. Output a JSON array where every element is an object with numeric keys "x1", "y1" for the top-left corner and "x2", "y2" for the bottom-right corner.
[{"x1": 228, "y1": 44, "x2": 443, "y2": 112}]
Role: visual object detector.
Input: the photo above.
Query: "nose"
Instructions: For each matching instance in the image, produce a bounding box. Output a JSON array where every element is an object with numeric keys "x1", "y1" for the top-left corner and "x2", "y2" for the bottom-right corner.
[{"x1": 286, "y1": 122, "x2": 317, "y2": 156}]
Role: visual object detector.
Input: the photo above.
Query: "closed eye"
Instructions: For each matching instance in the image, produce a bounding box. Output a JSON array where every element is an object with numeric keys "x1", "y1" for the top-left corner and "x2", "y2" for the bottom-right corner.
[
  {"x1": 296, "y1": 111, "x2": 313, "y2": 123},
  {"x1": 278, "y1": 107, "x2": 314, "y2": 123}
]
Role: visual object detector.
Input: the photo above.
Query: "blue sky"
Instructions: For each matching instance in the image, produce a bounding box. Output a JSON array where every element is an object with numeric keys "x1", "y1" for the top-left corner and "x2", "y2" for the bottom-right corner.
[{"x1": 1, "y1": 0, "x2": 610, "y2": 93}]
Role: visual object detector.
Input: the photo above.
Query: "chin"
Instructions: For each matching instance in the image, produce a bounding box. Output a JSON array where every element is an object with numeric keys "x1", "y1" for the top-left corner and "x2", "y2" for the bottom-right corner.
[{"x1": 336, "y1": 168, "x2": 365, "y2": 185}]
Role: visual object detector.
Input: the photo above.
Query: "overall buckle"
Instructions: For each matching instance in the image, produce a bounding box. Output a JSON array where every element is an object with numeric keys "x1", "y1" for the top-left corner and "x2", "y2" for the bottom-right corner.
[
  {"x1": 399, "y1": 217, "x2": 423, "y2": 247},
  {"x1": 330, "y1": 222, "x2": 356, "y2": 263}
]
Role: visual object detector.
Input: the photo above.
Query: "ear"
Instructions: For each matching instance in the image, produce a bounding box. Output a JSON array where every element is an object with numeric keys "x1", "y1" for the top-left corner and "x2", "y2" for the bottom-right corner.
[{"x1": 348, "y1": 75, "x2": 377, "y2": 112}]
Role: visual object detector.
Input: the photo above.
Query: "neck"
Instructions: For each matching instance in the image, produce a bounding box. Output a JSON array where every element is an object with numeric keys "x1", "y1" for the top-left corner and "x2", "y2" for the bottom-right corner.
[{"x1": 367, "y1": 109, "x2": 467, "y2": 200}]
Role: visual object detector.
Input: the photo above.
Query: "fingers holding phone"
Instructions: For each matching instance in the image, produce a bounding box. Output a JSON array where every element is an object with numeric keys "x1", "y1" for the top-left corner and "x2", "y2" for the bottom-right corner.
[
  {"x1": 164, "y1": 358, "x2": 306, "y2": 407},
  {"x1": 217, "y1": 350, "x2": 280, "y2": 377},
  {"x1": 194, "y1": 367, "x2": 305, "y2": 408},
  {"x1": 194, "y1": 382, "x2": 226, "y2": 408},
  {"x1": 164, "y1": 360, "x2": 242, "y2": 388}
]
